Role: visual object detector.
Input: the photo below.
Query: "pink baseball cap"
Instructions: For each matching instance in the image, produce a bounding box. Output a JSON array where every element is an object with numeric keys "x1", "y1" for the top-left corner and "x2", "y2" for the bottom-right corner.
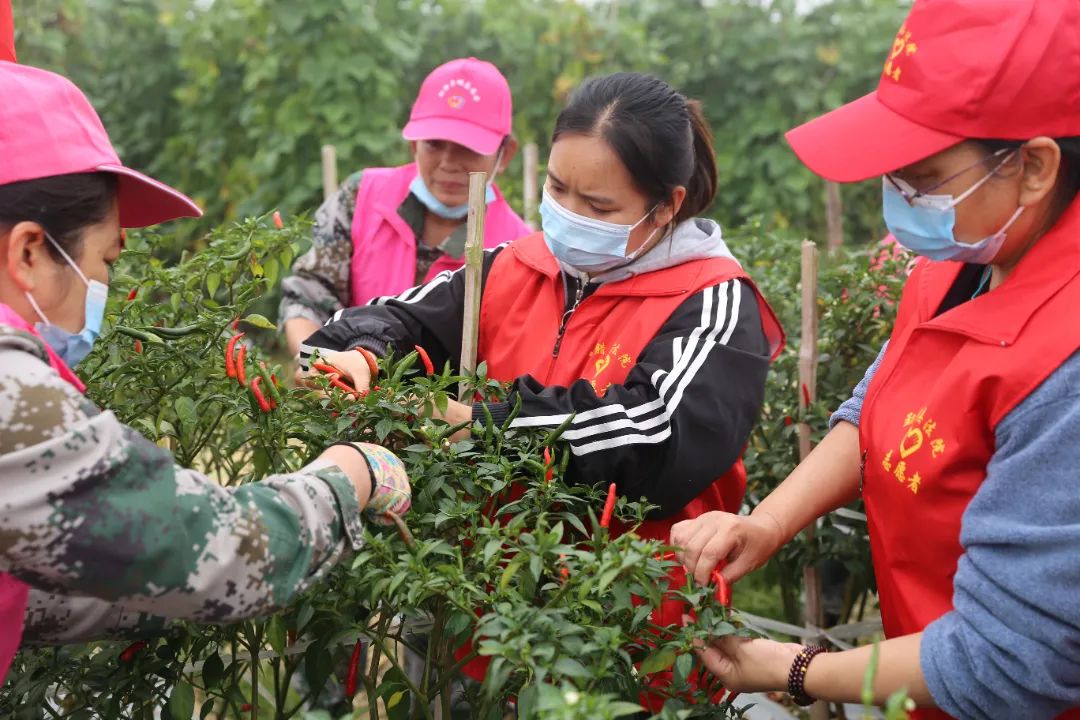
[
  {"x1": 0, "y1": 61, "x2": 202, "y2": 227},
  {"x1": 402, "y1": 57, "x2": 513, "y2": 156},
  {"x1": 786, "y1": 0, "x2": 1080, "y2": 182}
]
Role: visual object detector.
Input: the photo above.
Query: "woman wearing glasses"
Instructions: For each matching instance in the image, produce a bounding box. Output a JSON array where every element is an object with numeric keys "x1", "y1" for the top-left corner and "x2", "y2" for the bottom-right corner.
[{"x1": 671, "y1": 0, "x2": 1080, "y2": 718}]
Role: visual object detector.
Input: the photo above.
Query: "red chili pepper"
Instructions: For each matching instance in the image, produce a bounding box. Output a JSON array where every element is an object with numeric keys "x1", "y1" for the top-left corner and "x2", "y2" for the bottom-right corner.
[
  {"x1": 801, "y1": 383, "x2": 812, "y2": 408},
  {"x1": 240, "y1": 704, "x2": 252, "y2": 713},
  {"x1": 231, "y1": 317, "x2": 240, "y2": 331},
  {"x1": 345, "y1": 640, "x2": 363, "y2": 697},
  {"x1": 600, "y1": 482, "x2": 617, "y2": 528},
  {"x1": 272, "y1": 210, "x2": 283, "y2": 229},
  {"x1": 355, "y1": 347, "x2": 379, "y2": 379},
  {"x1": 126, "y1": 287, "x2": 138, "y2": 302},
  {"x1": 311, "y1": 362, "x2": 339, "y2": 375},
  {"x1": 784, "y1": 415, "x2": 794, "y2": 426},
  {"x1": 330, "y1": 376, "x2": 360, "y2": 399},
  {"x1": 415, "y1": 345, "x2": 435, "y2": 375},
  {"x1": 725, "y1": 690, "x2": 740, "y2": 704},
  {"x1": 225, "y1": 333, "x2": 245, "y2": 378},
  {"x1": 250, "y1": 377, "x2": 272, "y2": 413},
  {"x1": 543, "y1": 447, "x2": 554, "y2": 483},
  {"x1": 236, "y1": 344, "x2": 247, "y2": 386},
  {"x1": 119, "y1": 641, "x2": 147, "y2": 662},
  {"x1": 134, "y1": 339, "x2": 143, "y2": 354},
  {"x1": 711, "y1": 568, "x2": 732, "y2": 608}
]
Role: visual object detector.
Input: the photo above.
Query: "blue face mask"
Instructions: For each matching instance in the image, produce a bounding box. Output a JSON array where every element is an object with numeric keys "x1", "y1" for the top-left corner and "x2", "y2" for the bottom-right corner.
[
  {"x1": 409, "y1": 151, "x2": 502, "y2": 220},
  {"x1": 24, "y1": 233, "x2": 109, "y2": 367},
  {"x1": 539, "y1": 190, "x2": 659, "y2": 274},
  {"x1": 882, "y1": 155, "x2": 1024, "y2": 265}
]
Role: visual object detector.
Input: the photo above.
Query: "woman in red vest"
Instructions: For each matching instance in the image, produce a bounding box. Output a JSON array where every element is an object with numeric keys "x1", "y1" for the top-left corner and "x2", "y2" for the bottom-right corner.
[
  {"x1": 280, "y1": 57, "x2": 531, "y2": 358},
  {"x1": 672, "y1": 1, "x2": 1080, "y2": 718},
  {"x1": 303, "y1": 71, "x2": 784, "y2": 688}
]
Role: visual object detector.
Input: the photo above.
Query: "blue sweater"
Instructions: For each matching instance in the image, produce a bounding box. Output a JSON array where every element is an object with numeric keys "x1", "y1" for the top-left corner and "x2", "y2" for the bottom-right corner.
[{"x1": 832, "y1": 344, "x2": 1080, "y2": 719}]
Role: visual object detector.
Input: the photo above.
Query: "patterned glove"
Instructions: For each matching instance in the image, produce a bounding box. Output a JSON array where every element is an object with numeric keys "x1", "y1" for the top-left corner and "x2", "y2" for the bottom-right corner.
[{"x1": 347, "y1": 442, "x2": 411, "y2": 525}]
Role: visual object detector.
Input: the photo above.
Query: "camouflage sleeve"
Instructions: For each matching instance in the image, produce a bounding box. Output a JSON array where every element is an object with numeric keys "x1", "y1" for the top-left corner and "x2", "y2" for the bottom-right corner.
[
  {"x1": 0, "y1": 346, "x2": 365, "y2": 623},
  {"x1": 278, "y1": 171, "x2": 364, "y2": 327},
  {"x1": 21, "y1": 589, "x2": 170, "y2": 645}
]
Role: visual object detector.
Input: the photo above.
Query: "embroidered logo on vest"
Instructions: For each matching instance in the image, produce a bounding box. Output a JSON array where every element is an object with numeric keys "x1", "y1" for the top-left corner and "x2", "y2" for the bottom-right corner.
[
  {"x1": 879, "y1": 406, "x2": 946, "y2": 495},
  {"x1": 588, "y1": 341, "x2": 632, "y2": 396}
]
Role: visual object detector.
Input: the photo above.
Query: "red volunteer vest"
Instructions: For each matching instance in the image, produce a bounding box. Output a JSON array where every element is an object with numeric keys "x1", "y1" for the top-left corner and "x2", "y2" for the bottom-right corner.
[
  {"x1": 458, "y1": 233, "x2": 784, "y2": 693},
  {"x1": 860, "y1": 200, "x2": 1080, "y2": 720}
]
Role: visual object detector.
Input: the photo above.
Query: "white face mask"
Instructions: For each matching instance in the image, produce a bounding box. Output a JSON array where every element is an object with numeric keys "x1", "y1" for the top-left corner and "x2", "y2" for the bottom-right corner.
[
  {"x1": 539, "y1": 190, "x2": 659, "y2": 274},
  {"x1": 24, "y1": 232, "x2": 109, "y2": 367}
]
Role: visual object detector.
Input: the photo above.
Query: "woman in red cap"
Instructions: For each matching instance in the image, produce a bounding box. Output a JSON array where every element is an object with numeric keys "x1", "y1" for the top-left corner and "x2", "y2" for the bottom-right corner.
[
  {"x1": 279, "y1": 57, "x2": 531, "y2": 360},
  {"x1": 672, "y1": 0, "x2": 1080, "y2": 717},
  {"x1": 0, "y1": 62, "x2": 411, "y2": 683}
]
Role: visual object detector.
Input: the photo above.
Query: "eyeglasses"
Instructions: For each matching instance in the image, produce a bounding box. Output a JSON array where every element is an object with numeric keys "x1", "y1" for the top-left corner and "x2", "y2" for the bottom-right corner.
[{"x1": 885, "y1": 147, "x2": 1017, "y2": 207}]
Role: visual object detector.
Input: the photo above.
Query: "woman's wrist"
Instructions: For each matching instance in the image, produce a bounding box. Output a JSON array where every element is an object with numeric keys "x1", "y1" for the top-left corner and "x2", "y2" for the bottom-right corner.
[
  {"x1": 749, "y1": 506, "x2": 788, "y2": 554},
  {"x1": 319, "y1": 444, "x2": 373, "y2": 508},
  {"x1": 787, "y1": 645, "x2": 828, "y2": 706}
]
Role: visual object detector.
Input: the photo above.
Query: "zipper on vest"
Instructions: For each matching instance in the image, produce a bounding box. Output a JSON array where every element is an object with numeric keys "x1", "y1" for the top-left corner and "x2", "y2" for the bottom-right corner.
[{"x1": 552, "y1": 276, "x2": 586, "y2": 358}]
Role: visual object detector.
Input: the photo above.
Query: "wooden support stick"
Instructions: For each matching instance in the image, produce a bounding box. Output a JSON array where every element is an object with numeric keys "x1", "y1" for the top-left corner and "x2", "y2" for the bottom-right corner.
[
  {"x1": 321, "y1": 144, "x2": 338, "y2": 202},
  {"x1": 825, "y1": 181, "x2": 844, "y2": 250},
  {"x1": 798, "y1": 240, "x2": 828, "y2": 720},
  {"x1": 523, "y1": 142, "x2": 539, "y2": 228},
  {"x1": 459, "y1": 172, "x2": 487, "y2": 401}
]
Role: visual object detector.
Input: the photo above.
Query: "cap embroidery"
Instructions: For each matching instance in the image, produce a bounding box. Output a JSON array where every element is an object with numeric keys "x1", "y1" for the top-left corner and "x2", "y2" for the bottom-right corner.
[
  {"x1": 883, "y1": 23, "x2": 917, "y2": 83},
  {"x1": 438, "y1": 78, "x2": 481, "y2": 110}
]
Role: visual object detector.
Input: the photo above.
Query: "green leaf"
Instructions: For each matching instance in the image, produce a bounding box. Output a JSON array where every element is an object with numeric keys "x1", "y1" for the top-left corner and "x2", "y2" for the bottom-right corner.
[
  {"x1": 241, "y1": 313, "x2": 276, "y2": 330},
  {"x1": 553, "y1": 656, "x2": 591, "y2": 679},
  {"x1": 266, "y1": 615, "x2": 287, "y2": 657},
  {"x1": 167, "y1": 681, "x2": 195, "y2": 720},
  {"x1": 638, "y1": 647, "x2": 678, "y2": 675},
  {"x1": 174, "y1": 397, "x2": 197, "y2": 428},
  {"x1": 304, "y1": 644, "x2": 334, "y2": 695},
  {"x1": 200, "y1": 652, "x2": 224, "y2": 689},
  {"x1": 205, "y1": 272, "x2": 220, "y2": 298},
  {"x1": 674, "y1": 651, "x2": 693, "y2": 686},
  {"x1": 608, "y1": 701, "x2": 651, "y2": 717}
]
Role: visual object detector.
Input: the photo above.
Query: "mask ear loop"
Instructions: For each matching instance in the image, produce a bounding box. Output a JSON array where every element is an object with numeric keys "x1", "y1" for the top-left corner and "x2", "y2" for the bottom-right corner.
[
  {"x1": 487, "y1": 145, "x2": 506, "y2": 188},
  {"x1": 24, "y1": 289, "x2": 51, "y2": 326},
  {"x1": 25, "y1": 230, "x2": 91, "y2": 327},
  {"x1": 947, "y1": 149, "x2": 1020, "y2": 209}
]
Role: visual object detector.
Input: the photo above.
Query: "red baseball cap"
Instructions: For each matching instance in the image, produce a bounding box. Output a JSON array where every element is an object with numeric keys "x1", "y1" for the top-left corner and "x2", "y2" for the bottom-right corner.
[
  {"x1": 786, "y1": 0, "x2": 1080, "y2": 183},
  {"x1": 402, "y1": 57, "x2": 513, "y2": 156},
  {"x1": 0, "y1": 61, "x2": 201, "y2": 227}
]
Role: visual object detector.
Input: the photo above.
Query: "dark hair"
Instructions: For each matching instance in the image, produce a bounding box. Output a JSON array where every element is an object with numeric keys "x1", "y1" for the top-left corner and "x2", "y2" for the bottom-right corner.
[
  {"x1": 0, "y1": 172, "x2": 118, "y2": 261},
  {"x1": 552, "y1": 73, "x2": 718, "y2": 225},
  {"x1": 977, "y1": 136, "x2": 1080, "y2": 236}
]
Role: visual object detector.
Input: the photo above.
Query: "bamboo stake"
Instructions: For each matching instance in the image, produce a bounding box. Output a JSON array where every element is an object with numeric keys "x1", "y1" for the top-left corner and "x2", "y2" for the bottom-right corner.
[
  {"x1": 459, "y1": 172, "x2": 487, "y2": 401},
  {"x1": 321, "y1": 144, "x2": 338, "y2": 201},
  {"x1": 798, "y1": 240, "x2": 828, "y2": 720},
  {"x1": 798, "y1": 240, "x2": 820, "y2": 463},
  {"x1": 523, "y1": 142, "x2": 539, "y2": 228},
  {"x1": 825, "y1": 181, "x2": 844, "y2": 250}
]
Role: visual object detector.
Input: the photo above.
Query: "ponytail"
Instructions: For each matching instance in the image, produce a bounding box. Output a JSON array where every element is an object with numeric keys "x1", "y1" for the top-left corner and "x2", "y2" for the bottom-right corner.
[{"x1": 678, "y1": 99, "x2": 719, "y2": 223}]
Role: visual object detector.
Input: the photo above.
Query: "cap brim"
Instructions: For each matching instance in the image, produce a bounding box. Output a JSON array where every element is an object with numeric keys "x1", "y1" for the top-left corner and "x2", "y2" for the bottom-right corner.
[
  {"x1": 98, "y1": 163, "x2": 203, "y2": 228},
  {"x1": 402, "y1": 117, "x2": 504, "y2": 156},
  {"x1": 785, "y1": 92, "x2": 964, "y2": 182}
]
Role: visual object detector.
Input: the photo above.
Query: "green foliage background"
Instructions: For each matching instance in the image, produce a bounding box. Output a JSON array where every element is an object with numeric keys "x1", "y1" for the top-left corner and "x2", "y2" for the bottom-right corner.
[{"x1": 16, "y1": 0, "x2": 907, "y2": 256}]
